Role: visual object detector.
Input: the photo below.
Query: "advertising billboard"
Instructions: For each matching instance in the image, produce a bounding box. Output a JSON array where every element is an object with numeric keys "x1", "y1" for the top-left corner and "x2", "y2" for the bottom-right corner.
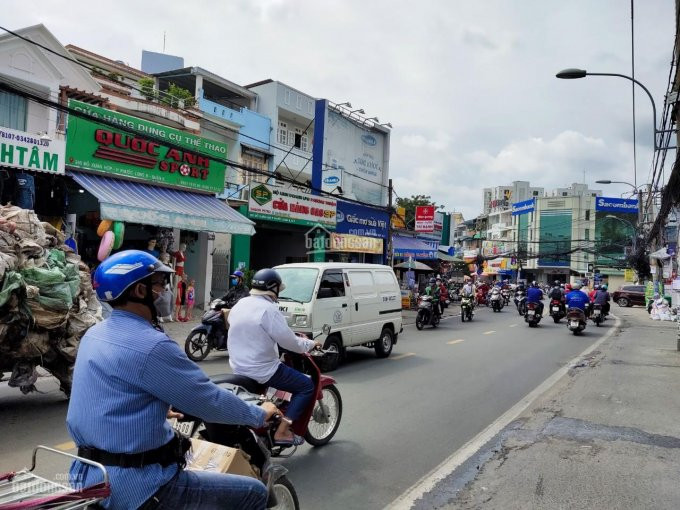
[
  {"x1": 415, "y1": 205, "x2": 435, "y2": 232},
  {"x1": 538, "y1": 209, "x2": 572, "y2": 267},
  {"x1": 335, "y1": 201, "x2": 389, "y2": 239},
  {"x1": 595, "y1": 197, "x2": 638, "y2": 267},
  {"x1": 248, "y1": 183, "x2": 337, "y2": 228},
  {"x1": 320, "y1": 109, "x2": 388, "y2": 205}
]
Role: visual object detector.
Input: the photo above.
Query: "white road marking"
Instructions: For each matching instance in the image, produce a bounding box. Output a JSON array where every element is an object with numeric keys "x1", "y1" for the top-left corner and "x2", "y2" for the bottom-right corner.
[
  {"x1": 509, "y1": 324, "x2": 518, "y2": 328},
  {"x1": 483, "y1": 330, "x2": 496, "y2": 335},
  {"x1": 447, "y1": 339, "x2": 465, "y2": 345},
  {"x1": 390, "y1": 352, "x2": 416, "y2": 361},
  {"x1": 385, "y1": 316, "x2": 622, "y2": 510}
]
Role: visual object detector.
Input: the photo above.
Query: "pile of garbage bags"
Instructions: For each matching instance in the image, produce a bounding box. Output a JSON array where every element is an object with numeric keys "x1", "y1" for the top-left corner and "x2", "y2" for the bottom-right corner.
[{"x1": 0, "y1": 206, "x2": 101, "y2": 396}]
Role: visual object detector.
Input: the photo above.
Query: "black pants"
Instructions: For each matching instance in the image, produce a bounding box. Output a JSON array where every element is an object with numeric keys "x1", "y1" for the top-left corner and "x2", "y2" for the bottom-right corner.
[{"x1": 529, "y1": 301, "x2": 544, "y2": 316}]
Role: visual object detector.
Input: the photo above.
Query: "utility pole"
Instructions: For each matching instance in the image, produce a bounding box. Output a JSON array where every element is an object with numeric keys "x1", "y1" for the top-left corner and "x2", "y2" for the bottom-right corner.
[{"x1": 388, "y1": 178, "x2": 394, "y2": 267}]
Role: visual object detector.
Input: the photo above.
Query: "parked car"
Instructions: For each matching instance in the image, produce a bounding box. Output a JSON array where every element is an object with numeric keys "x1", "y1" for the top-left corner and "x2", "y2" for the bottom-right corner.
[{"x1": 612, "y1": 285, "x2": 646, "y2": 307}]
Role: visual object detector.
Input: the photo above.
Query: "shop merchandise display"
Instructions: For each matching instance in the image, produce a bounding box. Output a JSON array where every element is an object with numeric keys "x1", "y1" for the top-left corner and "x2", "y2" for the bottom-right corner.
[{"x1": 0, "y1": 205, "x2": 101, "y2": 396}]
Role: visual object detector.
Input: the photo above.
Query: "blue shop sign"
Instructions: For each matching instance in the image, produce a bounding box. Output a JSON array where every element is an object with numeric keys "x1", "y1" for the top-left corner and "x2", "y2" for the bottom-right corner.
[
  {"x1": 336, "y1": 201, "x2": 389, "y2": 239},
  {"x1": 595, "y1": 196, "x2": 638, "y2": 213},
  {"x1": 512, "y1": 198, "x2": 535, "y2": 216}
]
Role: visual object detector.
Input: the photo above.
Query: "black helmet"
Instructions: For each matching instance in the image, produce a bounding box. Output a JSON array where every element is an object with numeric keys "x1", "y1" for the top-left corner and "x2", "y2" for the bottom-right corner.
[
  {"x1": 429, "y1": 277, "x2": 437, "y2": 285},
  {"x1": 554, "y1": 280, "x2": 560, "y2": 286},
  {"x1": 251, "y1": 268, "x2": 285, "y2": 297}
]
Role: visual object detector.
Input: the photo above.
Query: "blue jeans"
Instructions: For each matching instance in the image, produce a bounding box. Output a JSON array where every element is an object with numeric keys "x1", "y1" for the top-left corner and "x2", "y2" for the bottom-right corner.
[
  {"x1": 266, "y1": 363, "x2": 314, "y2": 421},
  {"x1": 143, "y1": 468, "x2": 267, "y2": 509}
]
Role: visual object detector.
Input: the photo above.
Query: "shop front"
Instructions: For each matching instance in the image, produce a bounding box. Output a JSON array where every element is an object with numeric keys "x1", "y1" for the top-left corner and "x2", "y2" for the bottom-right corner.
[
  {"x1": 64, "y1": 100, "x2": 255, "y2": 309},
  {"x1": 392, "y1": 234, "x2": 438, "y2": 261},
  {"x1": 326, "y1": 200, "x2": 389, "y2": 264},
  {"x1": 234, "y1": 182, "x2": 337, "y2": 271}
]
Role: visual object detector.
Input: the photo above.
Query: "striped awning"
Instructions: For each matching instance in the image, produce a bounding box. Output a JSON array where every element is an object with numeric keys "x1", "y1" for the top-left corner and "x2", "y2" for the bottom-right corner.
[{"x1": 69, "y1": 171, "x2": 255, "y2": 235}]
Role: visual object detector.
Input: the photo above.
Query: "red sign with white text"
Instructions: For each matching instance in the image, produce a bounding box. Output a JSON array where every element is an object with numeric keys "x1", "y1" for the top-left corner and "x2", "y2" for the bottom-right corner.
[{"x1": 415, "y1": 205, "x2": 435, "y2": 232}]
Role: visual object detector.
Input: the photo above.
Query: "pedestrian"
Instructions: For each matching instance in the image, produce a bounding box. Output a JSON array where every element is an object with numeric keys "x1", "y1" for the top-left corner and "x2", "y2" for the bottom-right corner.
[
  {"x1": 185, "y1": 278, "x2": 195, "y2": 320},
  {"x1": 175, "y1": 274, "x2": 187, "y2": 322}
]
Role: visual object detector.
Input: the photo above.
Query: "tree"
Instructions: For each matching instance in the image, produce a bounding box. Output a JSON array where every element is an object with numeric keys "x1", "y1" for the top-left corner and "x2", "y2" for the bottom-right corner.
[{"x1": 395, "y1": 194, "x2": 444, "y2": 229}]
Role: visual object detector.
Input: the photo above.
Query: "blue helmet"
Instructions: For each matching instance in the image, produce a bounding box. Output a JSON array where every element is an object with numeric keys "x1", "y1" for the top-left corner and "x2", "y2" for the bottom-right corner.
[
  {"x1": 94, "y1": 250, "x2": 174, "y2": 302},
  {"x1": 230, "y1": 270, "x2": 244, "y2": 278}
]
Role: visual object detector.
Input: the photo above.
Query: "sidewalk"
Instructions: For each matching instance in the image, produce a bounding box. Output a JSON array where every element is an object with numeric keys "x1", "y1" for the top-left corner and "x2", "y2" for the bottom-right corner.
[{"x1": 419, "y1": 307, "x2": 680, "y2": 509}]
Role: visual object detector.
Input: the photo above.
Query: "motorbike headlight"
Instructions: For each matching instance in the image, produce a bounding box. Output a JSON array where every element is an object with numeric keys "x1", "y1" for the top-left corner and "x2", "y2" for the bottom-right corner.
[{"x1": 293, "y1": 314, "x2": 308, "y2": 327}]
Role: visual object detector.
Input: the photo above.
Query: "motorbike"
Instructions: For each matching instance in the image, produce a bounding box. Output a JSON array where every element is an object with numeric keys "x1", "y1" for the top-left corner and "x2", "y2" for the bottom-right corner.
[
  {"x1": 460, "y1": 295, "x2": 474, "y2": 322},
  {"x1": 524, "y1": 301, "x2": 542, "y2": 327},
  {"x1": 501, "y1": 288, "x2": 511, "y2": 306},
  {"x1": 184, "y1": 298, "x2": 230, "y2": 361},
  {"x1": 439, "y1": 286, "x2": 450, "y2": 309},
  {"x1": 591, "y1": 303, "x2": 605, "y2": 327},
  {"x1": 549, "y1": 298, "x2": 566, "y2": 323},
  {"x1": 476, "y1": 289, "x2": 489, "y2": 307},
  {"x1": 566, "y1": 306, "x2": 587, "y2": 335},
  {"x1": 416, "y1": 295, "x2": 440, "y2": 329},
  {"x1": 490, "y1": 288, "x2": 504, "y2": 312},
  {"x1": 514, "y1": 290, "x2": 527, "y2": 316},
  {"x1": 183, "y1": 325, "x2": 341, "y2": 458}
]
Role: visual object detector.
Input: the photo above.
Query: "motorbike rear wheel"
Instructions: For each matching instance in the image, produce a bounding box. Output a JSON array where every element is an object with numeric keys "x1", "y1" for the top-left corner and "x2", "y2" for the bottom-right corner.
[
  {"x1": 271, "y1": 475, "x2": 300, "y2": 510},
  {"x1": 305, "y1": 384, "x2": 342, "y2": 446},
  {"x1": 416, "y1": 310, "x2": 426, "y2": 330},
  {"x1": 185, "y1": 331, "x2": 212, "y2": 362},
  {"x1": 461, "y1": 307, "x2": 467, "y2": 322},
  {"x1": 553, "y1": 315, "x2": 561, "y2": 324}
]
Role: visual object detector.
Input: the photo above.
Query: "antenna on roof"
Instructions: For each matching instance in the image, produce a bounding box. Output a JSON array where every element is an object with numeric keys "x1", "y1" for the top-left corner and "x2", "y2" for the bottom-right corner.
[{"x1": 163, "y1": 31, "x2": 166, "y2": 53}]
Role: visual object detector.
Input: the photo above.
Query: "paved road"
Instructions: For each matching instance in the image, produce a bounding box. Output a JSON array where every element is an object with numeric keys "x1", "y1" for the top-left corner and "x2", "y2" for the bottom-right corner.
[{"x1": 0, "y1": 304, "x2": 611, "y2": 509}]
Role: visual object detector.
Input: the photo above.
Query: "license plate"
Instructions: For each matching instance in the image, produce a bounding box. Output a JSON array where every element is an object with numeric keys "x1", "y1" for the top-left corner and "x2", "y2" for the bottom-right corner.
[
  {"x1": 528, "y1": 310, "x2": 535, "y2": 316},
  {"x1": 594, "y1": 310, "x2": 600, "y2": 316},
  {"x1": 570, "y1": 321, "x2": 578, "y2": 328},
  {"x1": 552, "y1": 306, "x2": 559, "y2": 312},
  {"x1": 171, "y1": 419, "x2": 194, "y2": 437}
]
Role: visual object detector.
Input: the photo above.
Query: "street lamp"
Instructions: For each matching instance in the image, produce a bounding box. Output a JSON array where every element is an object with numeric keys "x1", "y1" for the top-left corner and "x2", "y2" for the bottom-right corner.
[{"x1": 556, "y1": 68, "x2": 676, "y2": 151}]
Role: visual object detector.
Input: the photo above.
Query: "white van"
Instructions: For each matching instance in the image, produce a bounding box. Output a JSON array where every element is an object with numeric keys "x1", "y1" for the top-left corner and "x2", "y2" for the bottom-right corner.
[{"x1": 273, "y1": 262, "x2": 403, "y2": 370}]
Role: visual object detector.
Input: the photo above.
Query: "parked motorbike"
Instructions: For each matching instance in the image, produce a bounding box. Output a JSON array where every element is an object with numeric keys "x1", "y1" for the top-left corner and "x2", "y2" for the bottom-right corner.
[
  {"x1": 184, "y1": 298, "x2": 229, "y2": 361},
  {"x1": 490, "y1": 288, "x2": 504, "y2": 312},
  {"x1": 524, "y1": 301, "x2": 542, "y2": 327},
  {"x1": 501, "y1": 288, "x2": 511, "y2": 306},
  {"x1": 566, "y1": 306, "x2": 587, "y2": 335},
  {"x1": 591, "y1": 303, "x2": 605, "y2": 327},
  {"x1": 460, "y1": 296, "x2": 474, "y2": 322},
  {"x1": 416, "y1": 295, "x2": 440, "y2": 329},
  {"x1": 514, "y1": 290, "x2": 527, "y2": 316},
  {"x1": 549, "y1": 299, "x2": 566, "y2": 323}
]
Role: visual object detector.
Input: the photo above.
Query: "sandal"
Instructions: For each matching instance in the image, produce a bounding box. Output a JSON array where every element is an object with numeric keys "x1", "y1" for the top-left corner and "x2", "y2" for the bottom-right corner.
[{"x1": 274, "y1": 435, "x2": 305, "y2": 446}]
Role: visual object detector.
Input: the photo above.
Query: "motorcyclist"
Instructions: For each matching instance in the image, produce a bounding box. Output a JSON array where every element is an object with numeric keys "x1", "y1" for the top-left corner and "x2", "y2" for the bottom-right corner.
[
  {"x1": 526, "y1": 280, "x2": 544, "y2": 316},
  {"x1": 222, "y1": 270, "x2": 250, "y2": 308},
  {"x1": 593, "y1": 284, "x2": 611, "y2": 316},
  {"x1": 589, "y1": 284, "x2": 599, "y2": 303},
  {"x1": 67, "y1": 250, "x2": 278, "y2": 510},
  {"x1": 228, "y1": 268, "x2": 320, "y2": 447},
  {"x1": 549, "y1": 280, "x2": 565, "y2": 302},
  {"x1": 425, "y1": 277, "x2": 442, "y2": 317},
  {"x1": 566, "y1": 282, "x2": 590, "y2": 315}
]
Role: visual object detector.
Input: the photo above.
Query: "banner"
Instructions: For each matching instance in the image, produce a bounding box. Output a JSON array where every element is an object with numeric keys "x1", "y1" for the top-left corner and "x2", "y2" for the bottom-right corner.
[
  {"x1": 595, "y1": 206, "x2": 636, "y2": 267},
  {"x1": 0, "y1": 126, "x2": 65, "y2": 174},
  {"x1": 336, "y1": 201, "x2": 388, "y2": 239},
  {"x1": 391, "y1": 206, "x2": 406, "y2": 229},
  {"x1": 66, "y1": 100, "x2": 227, "y2": 193},
  {"x1": 415, "y1": 205, "x2": 435, "y2": 232},
  {"x1": 248, "y1": 183, "x2": 337, "y2": 228}
]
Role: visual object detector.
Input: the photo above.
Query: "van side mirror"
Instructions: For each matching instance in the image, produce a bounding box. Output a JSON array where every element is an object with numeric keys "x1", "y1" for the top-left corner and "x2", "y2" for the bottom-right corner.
[{"x1": 322, "y1": 324, "x2": 331, "y2": 335}]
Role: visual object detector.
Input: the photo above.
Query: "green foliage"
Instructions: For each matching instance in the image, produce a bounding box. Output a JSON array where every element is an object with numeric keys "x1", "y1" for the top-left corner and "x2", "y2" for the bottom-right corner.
[
  {"x1": 242, "y1": 268, "x2": 255, "y2": 288},
  {"x1": 163, "y1": 83, "x2": 196, "y2": 108},
  {"x1": 107, "y1": 71, "x2": 122, "y2": 82},
  {"x1": 395, "y1": 194, "x2": 444, "y2": 229},
  {"x1": 138, "y1": 77, "x2": 156, "y2": 101}
]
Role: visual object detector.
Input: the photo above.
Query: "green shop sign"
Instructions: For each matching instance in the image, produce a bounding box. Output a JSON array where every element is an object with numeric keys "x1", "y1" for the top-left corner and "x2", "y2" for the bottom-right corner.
[{"x1": 66, "y1": 100, "x2": 227, "y2": 193}]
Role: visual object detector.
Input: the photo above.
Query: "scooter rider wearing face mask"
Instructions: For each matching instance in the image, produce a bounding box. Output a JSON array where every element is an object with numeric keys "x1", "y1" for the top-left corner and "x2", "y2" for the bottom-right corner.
[
  {"x1": 228, "y1": 268, "x2": 322, "y2": 447},
  {"x1": 222, "y1": 270, "x2": 250, "y2": 308},
  {"x1": 67, "y1": 250, "x2": 279, "y2": 510}
]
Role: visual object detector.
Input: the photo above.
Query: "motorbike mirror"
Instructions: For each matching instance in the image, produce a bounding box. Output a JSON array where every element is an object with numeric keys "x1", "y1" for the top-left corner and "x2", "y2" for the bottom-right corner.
[{"x1": 322, "y1": 324, "x2": 331, "y2": 335}]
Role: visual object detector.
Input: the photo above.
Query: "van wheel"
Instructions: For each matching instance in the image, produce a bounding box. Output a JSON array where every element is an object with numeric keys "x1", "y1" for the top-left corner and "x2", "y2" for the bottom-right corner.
[
  {"x1": 375, "y1": 328, "x2": 394, "y2": 358},
  {"x1": 320, "y1": 335, "x2": 342, "y2": 372}
]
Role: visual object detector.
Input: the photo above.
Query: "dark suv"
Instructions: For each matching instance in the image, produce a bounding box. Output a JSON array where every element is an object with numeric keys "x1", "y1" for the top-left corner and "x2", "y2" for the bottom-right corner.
[{"x1": 612, "y1": 285, "x2": 646, "y2": 307}]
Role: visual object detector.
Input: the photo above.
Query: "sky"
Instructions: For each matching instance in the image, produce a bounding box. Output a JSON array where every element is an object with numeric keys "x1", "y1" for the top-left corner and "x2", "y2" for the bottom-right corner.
[{"x1": 2, "y1": 0, "x2": 676, "y2": 219}]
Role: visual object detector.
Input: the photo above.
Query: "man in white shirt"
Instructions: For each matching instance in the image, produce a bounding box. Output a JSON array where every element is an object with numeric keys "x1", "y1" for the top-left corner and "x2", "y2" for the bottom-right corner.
[{"x1": 228, "y1": 268, "x2": 320, "y2": 446}]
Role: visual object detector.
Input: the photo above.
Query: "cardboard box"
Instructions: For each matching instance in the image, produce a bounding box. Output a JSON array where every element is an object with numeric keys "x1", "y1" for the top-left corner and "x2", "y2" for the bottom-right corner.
[{"x1": 185, "y1": 438, "x2": 258, "y2": 479}]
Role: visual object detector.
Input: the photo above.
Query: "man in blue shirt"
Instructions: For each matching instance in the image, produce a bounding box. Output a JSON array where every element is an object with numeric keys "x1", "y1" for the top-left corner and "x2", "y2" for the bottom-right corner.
[
  {"x1": 566, "y1": 282, "x2": 590, "y2": 313},
  {"x1": 526, "y1": 281, "x2": 544, "y2": 316},
  {"x1": 67, "y1": 250, "x2": 278, "y2": 510}
]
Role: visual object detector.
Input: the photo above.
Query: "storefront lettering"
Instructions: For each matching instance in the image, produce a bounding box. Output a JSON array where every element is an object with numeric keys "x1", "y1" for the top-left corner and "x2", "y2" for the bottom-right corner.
[
  {"x1": 95, "y1": 129, "x2": 160, "y2": 156},
  {"x1": 0, "y1": 143, "x2": 60, "y2": 171}
]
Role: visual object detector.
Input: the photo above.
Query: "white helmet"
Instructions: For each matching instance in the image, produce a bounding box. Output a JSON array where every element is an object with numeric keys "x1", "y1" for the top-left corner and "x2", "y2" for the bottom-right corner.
[{"x1": 572, "y1": 282, "x2": 582, "y2": 290}]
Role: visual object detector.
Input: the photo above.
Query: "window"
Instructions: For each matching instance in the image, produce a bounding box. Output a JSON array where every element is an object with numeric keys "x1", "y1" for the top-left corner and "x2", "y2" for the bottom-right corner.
[
  {"x1": 585, "y1": 210, "x2": 590, "y2": 221},
  {"x1": 562, "y1": 192, "x2": 568, "y2": 197},
  {"x1": 292, "y1": 127, "x2": 309, "y2": 151},
  {"x1": 585, "y1": 228, "x2": 590, "y2": 240},
  {"x1": 277, "y1": 268, "x2": 319, "y2": 303},
  {"x1": 0, "y1": 91, "x2": 27, "y2": 131},
  {"x1": 296, "y1": 94, "x2": 303, "y2": 109},
  {"x1": 284, "y1": 90, "x2": 291, "y2": 105},
  {"x1": 533, "y1": 190, "x2": 539, "y2": 196},
  {"x1": 277, "y1": 121, "x2": 288, "y2": 144},
  {"x1": 308, "y1": 101, "x2": 314, "y2": 114},
  {"x1": 240, "y1": 152, "x2": 267, "y2": 187},
  {"x1": 317, "y1": 271, "x2": 345, "y2": 298}
]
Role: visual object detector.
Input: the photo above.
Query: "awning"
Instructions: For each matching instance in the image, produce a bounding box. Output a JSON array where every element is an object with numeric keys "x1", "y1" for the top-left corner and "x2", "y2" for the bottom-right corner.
[
  {"x1": 393, "y1": 235, "x2": 438, "y2": 260},
  {"x1": 240, "y1": 141, "x2": 274, "y2": 157},
  {"x1": 69, "y1": 171, "x2": 255, "y2": 235},
  {"x1": 437, "y1": 252, "x2": 464, "y2": 262}
]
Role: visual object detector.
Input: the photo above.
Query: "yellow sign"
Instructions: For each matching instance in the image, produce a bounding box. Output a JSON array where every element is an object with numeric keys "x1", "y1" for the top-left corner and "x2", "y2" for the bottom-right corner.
[
  {"x1": 391, "y1": 206, "x2": 406, "y2": 229},
  {"x1": 330, "y1": 233, "x2": 384, "y2": 254},
  {"x1": 624, "y1": 269, "x2": 635, "y2": 282}
]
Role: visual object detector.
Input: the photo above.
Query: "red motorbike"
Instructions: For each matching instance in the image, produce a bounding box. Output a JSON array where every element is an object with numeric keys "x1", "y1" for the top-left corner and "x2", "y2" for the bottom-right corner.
[
  {"x1": 187, "y1": 326, "x2": 342, "y2": 457},
  {"x1": 476, "y1": 288, "x2": 489, "y2": 306},
  {"x1": 549, "y1": 299, "x2": 566, "y2": 323}
]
